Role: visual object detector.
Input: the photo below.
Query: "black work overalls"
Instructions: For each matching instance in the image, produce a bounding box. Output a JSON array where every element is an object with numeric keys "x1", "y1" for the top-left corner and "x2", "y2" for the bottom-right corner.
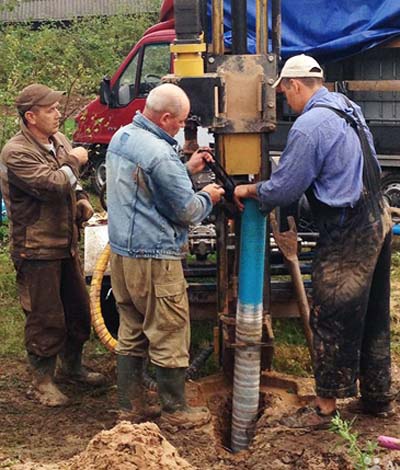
[{"x1": 306, "y1": 103, "x2": 392, "y2": 402}]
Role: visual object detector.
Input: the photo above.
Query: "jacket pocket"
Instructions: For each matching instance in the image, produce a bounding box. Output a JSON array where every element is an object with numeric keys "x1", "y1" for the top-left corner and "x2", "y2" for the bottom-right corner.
[{"x1": 154, "y1": 280, "x2": 189, "y2": 332}]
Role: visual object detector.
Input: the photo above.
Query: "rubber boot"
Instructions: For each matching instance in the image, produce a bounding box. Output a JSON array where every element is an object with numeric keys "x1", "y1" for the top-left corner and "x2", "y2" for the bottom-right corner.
[
  {"x1": 27, "y1": 353, "x2": 69, "y2": 407},
  {"x1": 58, "y1": 343, "x2": 106, "y2": 386},
  {"x1": 155, "y1": 366, "x2": 211, "y2": 431},
  {"x1": 117, "y1": 355, "x2": 160, "y2": 423}
]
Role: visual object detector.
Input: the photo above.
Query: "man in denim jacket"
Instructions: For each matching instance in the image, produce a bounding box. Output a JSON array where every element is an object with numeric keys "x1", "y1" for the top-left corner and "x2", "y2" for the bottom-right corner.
[{"x1": 107, "y1": 83, "x2": 224, "y2": 429}]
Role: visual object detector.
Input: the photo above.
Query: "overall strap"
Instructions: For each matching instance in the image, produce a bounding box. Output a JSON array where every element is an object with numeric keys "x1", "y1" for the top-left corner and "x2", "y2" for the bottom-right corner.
[{"x1": 312, "y1": 104, "x2": 381, "y2": 197}]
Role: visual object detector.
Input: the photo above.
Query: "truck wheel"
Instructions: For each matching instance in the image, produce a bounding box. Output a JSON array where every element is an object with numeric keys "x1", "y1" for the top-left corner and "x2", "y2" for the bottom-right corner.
[
  {"x1": 91, "y1": 157, "x2": 106, "y2": 195},
  {"x1": 381, "y1": 171, "x2": 400, "y2": 208}
]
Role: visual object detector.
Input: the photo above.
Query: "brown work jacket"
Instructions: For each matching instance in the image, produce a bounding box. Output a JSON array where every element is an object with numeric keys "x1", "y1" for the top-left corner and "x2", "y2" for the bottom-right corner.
[{"x1": 0, "y1": 122, "x2": 87, "y2": 260}]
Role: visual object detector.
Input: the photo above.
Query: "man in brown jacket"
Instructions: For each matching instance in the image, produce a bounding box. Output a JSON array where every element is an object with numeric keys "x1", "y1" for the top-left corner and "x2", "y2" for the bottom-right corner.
[{"x1": 0, "y1": 84, "x2": 105, "y2": 406}]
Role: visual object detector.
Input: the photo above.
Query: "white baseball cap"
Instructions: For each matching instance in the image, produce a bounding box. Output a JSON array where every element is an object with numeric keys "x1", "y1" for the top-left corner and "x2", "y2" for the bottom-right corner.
[{"x1": 272, "y1": 54, "x2": 324, "y2": 88}]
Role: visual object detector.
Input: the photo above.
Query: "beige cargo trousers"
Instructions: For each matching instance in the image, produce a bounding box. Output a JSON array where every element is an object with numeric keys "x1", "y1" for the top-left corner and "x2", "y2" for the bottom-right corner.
[{"x1": 110, "y1": 253, "x2": 190, "y2": 368}]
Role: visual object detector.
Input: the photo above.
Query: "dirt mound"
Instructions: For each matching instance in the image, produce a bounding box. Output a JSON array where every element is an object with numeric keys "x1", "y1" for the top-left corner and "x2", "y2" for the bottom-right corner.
[{"x1": 65, "y1": 421, "x2": 193, "y2": 470}]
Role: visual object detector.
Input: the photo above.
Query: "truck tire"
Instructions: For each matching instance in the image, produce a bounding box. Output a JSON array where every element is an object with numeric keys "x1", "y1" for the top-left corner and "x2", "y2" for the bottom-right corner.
[
  {"x1": 381, "y1": 171, "x2": 400, "y2": 208},
  {"x1": 91, "y1": 156, "x2": 107, "y2": 195}
]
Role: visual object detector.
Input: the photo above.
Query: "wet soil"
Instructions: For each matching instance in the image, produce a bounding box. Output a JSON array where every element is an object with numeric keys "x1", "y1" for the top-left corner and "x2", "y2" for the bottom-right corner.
[{"x1": 1, "y1": 355, "x2": 400, "y2": 470}]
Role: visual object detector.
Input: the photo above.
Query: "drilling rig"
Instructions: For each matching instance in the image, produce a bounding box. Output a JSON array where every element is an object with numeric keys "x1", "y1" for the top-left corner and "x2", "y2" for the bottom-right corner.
[{"x1": 166, "y1": 0, "x2": 280, "y2": 452}]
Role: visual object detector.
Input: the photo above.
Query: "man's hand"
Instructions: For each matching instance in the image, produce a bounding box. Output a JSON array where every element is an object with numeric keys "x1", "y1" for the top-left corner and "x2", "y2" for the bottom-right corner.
[
  {"x1": 186, "y1": 147, "x2": 214, "y2": 175},
  {"x1": 233, "y1": 184, "x2": 258, "y2": 211},
  {"x1": 76, "y1": 199, "x2": 94, "y2": 226},
  {"x1": 70, "y1": 147, "x2": 88, "y2": 166},
  {"x1": 202, "y1": 183, "x2": 225, "y2": 205}
]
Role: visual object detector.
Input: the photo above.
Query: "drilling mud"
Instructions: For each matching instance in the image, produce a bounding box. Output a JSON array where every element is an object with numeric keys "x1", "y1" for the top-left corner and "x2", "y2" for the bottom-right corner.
[{"x1": 1, "y1": 358, "x2": 400, "y2": 469}]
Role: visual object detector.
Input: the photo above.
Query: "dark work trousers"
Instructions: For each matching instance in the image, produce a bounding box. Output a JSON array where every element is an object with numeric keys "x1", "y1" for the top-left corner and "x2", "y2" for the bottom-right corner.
[
  {"x1": 13, "y1": 256, "x2": 91, "y2": 358},
  {"x1": 310, "y1": 198, "x2": 392, "y2": 402}
]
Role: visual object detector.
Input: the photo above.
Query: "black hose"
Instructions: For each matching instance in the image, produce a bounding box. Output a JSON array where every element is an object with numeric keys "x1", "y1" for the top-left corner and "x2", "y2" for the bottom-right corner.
[
  {"x1": 143, "y1": 370, "x2": 158, "y2": 392},
  {"x1": 99, "y1": 182, "x2": 107, "y2": 211},
  {"x1": 142, "y1": 344, "x2": 214, "y2": 391},
  {"x1": 185, "y1": 344, "x2": 214, "y2": 380}
]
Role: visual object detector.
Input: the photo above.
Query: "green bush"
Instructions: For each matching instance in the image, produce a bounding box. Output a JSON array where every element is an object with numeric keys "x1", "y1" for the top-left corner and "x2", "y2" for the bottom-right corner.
[{"x1": 0, "y1": 1, "x2": 160, "y2": 147}]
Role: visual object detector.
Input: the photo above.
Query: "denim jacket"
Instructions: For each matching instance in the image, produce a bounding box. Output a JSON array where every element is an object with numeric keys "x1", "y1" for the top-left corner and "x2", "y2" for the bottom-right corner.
[{"x1": 106, "y1": 113, "x2": 213, "y2": 259}]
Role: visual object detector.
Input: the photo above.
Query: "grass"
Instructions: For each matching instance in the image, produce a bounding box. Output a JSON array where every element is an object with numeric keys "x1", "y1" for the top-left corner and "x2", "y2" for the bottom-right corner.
[
  {"x1": 272, "y1": 317, "x2": 313, "y2": 377},
  {"x1": 390, "y1": 243, "x2": 400, "y2": 359},
  {"x1": 0, "y1": 246, "x2": 25, "y2": 357}
]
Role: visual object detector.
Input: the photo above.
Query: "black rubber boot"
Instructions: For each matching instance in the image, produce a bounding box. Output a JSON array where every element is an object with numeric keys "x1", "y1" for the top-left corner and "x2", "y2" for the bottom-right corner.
[
  {"x1": 28, "y1": 353, "x2": 69, "y2": 407},
  {"x1": 58, "y1": 343, "x2": 106, "y2": 386},
  {"x1": 155, "y1": 366, "x2": 210, "y2": 431},
  {"x1": 117, "y1": 355, "x2": 144, "y2": 410},
  {"x1": 117, "y1": 355, "x2": 160, "y2": 422}
]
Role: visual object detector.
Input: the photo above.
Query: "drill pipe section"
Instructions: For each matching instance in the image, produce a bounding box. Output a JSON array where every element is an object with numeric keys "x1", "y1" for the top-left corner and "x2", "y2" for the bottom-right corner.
[{"x1": 231, "y1": 199, "x2": 266, "y2": 452}]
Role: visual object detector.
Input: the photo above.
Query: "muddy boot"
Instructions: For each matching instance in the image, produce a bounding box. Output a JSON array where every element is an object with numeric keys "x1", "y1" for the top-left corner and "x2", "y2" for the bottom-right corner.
[
  {"x1": 27, "y1": 354, "x2": 69, "y2": 407},
  {"x1": 117, "y1": 355, "x2": 160, "y2": 423},
  {"x1": 58, "y1": 344, "x2": 106, "y2": 386},
  {"x1": 155, "y1": 366, "x2": 211, "y2": 432}
]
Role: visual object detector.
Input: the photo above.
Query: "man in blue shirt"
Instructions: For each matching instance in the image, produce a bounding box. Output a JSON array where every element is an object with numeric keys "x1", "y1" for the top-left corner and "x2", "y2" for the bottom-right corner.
[
  {"x1": 107, "y1": 84, "x2": 224, "y2": 429},
  {"x1": 234, "y1": 55, "x2": 393, "y2": 426}
]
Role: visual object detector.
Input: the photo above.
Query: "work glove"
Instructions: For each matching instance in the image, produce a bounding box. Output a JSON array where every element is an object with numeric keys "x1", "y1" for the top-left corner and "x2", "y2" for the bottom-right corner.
[{"x1": 76, "y1": 199, "x2": 94, "y2": 227}]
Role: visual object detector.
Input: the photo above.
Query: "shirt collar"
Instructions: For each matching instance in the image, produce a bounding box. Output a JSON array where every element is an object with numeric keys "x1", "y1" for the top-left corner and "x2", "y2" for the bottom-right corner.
[
  {"x1": 302, "y1": 86, "x2": 330, "y2": 114},
  {"x1": 133, "y1": 112, "x2": 178, "y2": 147}
]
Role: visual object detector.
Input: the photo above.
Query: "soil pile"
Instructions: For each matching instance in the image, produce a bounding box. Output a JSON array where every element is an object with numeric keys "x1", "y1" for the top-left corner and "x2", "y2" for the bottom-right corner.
[{"x1": 65, "y1": 421, "x2": 193, "y2": 470}]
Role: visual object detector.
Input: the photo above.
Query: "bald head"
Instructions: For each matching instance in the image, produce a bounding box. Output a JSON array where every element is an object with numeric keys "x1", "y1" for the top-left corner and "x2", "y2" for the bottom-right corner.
[
  {"x1": 145, "y1": 83, "x2": 190, "y2": 117},
  {"x1": 143, "y1": 83, "x2": 190, "y2": 137}
]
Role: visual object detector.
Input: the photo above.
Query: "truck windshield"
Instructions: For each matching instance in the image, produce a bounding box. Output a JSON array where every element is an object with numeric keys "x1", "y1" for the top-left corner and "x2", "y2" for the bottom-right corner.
[{"x1": 138, "y1": 43, "x2": 171, "y2": 96}]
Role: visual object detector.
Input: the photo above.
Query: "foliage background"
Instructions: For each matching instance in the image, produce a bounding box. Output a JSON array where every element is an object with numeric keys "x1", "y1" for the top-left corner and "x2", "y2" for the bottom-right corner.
[{"x1": 0, "y1": 1, "x2": 160, "y2": 147}]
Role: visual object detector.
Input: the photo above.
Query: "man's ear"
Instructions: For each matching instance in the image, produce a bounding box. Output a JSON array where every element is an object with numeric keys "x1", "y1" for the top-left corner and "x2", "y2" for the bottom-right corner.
[
  {"x1": 159, "y1": 112, "x2": 171, "y2": 127},
  {"x1": 24, "y1": 110, "x2": 36, "y2": 126},
  {"x1": 290, "y1": 79, "x2": 301, "y2": 94}
]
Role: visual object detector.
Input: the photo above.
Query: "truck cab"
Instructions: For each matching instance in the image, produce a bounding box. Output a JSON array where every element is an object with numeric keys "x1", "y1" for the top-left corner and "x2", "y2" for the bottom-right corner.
[{"x1": 73, "y1": 26, "x2": 175, "y2": 192}]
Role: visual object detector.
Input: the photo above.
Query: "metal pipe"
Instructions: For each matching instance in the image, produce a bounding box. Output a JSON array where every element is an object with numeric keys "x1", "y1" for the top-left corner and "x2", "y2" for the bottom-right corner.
[
  {"x1": 212, "y1": 0, "x2": 224, "y2": 55},
  {"x1": 231, "y1": 199, "x2": 266, "y2": 452},
  {"x1": 256, "y1": 0, "x2": 268, "y2": 55},
  {"x1": 260, "y1": 134, "x2": 271, "y2": 325},
  {"x1": 271, "y1": 0, "x2": 281, "y2": 58},
  {"x1": 231, "y1": 0, "x2": 247, "y2": 54},
  {"x1": 200, "y1": 0, "x2": 209, "y2": 44},
  {"x1": 215, "y1": 136, "x2": 229, "y2": 316}
]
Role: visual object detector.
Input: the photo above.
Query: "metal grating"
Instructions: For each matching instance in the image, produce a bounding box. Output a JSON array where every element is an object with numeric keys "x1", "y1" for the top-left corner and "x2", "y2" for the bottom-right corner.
[{"x1": 0, "y1": 0, "x2": 161, "y2": 22}]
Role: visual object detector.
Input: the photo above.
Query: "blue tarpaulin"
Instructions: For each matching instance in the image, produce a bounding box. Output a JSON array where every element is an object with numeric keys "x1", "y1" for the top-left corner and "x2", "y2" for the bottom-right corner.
[{"x1": 208, "y1": 0, "x2": 400, "y2": 64}]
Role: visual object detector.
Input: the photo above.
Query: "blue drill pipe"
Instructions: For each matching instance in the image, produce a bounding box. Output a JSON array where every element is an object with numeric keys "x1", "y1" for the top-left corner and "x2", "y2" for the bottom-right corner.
[{"x1": 231, "y1": 199, "x2": 266, "y2": 452}]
